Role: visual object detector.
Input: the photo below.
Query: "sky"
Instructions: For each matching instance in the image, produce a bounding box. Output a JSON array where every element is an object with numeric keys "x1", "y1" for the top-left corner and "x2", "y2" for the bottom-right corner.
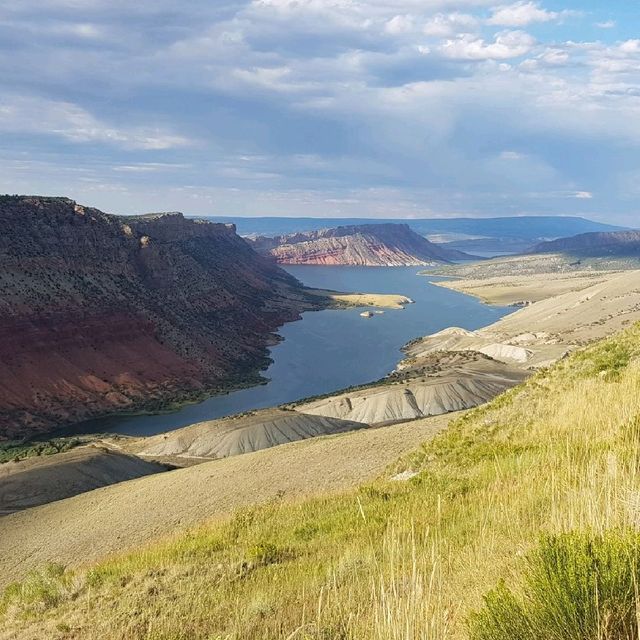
[{"x1": 1, "y1": 1, "x2": 639, "y2": 223}]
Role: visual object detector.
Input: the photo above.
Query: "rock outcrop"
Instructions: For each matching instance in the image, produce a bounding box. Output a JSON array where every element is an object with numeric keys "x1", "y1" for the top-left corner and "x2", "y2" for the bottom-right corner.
[
  {"x1": 249, "y1": 223, "x2": 478, "y2": 266},
  {"x1": 0, "y1": 196, "x2": 314, "y2": 439}
]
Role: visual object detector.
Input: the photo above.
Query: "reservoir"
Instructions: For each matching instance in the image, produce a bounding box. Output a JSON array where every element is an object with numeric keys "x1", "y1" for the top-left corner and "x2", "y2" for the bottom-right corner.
[{"x1": 72, "y1": 266, "x2": 513, "y2": 436}]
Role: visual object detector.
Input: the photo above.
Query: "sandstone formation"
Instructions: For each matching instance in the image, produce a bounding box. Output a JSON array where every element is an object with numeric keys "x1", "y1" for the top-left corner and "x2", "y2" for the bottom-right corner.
[
  {"x1": 0, "y1": 196, "x2": 314, "y2": 439},
  {"x1": 249, "y1": 223, "x2": 478, "y2": 266}
]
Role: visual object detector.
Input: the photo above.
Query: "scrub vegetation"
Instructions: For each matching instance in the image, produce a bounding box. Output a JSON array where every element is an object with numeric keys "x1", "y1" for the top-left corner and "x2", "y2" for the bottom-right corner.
[{"x1": 4, "y1": 324, "x2": 640, "y2": 639}]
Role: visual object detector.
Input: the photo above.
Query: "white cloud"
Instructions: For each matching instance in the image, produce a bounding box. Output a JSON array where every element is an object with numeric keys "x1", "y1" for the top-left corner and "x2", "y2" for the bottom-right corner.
[
  {"x1": 422, "y1": 12, "x2": 478, "y2": 37},
  {"x1": 596, "y1": 20, "x2": 616, "y2": 29},
  {"x1": 385, "y1": 15, "x2": 414, "y2": 35},
  {"x1": 539, "y1": 48, "x2": 570, "y2": 66},
  {"x1": 0, "y1": 0, "x2": 637, "y2": 219},
  {"x1": 0, "y1": 95, "x2": 191, "y2": 150},
  {"x1": 487, "y1": 2, "x2": 561, "y2": 27},
  {"x1": 619, "y1": 40, "x2": 640, "y2": 54},
  {"x1": 440, "y1": 30, "x2": 535, "y2": 59}
]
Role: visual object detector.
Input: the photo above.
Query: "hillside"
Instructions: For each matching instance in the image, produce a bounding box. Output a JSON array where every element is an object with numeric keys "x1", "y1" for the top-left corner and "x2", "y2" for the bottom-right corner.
[
  {"x1": 531, "y1": 229, "x2": 640, "y2": 256},
  {"x1": 0, "y1": 196, "x2": 315, "y2": 440},
  {"x1": 293, "y1": 351, "x2": 527, "y2": 423},
  {"x1": 427, "y1": 251, "x2": 640, "y2": 306},
  {"x1": 134, "y1": 408, "x2": 367, "y2": 462},
  {"x1": 249, "y1": 223, "x2": 477, "y2": 266},
  {"x1": 412, "y1": 270, "x2": 640, "y2": 369},
  {"x1": 3, "y1": 322, "x2": 640, "y2": 639},
  {"x1": 0, "y1": 446, "x2": 166, "y2": 515},
  {"x1": 0, "y1": 413, "x2": 454, "y2": 590}
]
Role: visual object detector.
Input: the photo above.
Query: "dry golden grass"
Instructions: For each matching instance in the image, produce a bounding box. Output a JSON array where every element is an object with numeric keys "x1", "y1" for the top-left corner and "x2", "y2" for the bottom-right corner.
[{"x1": 4, "y1": 324, "x2": 640, "y2": 639}]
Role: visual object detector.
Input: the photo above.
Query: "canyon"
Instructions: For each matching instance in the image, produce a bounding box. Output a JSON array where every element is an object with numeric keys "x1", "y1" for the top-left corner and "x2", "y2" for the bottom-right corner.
[{"x1": 0, "y1": 196, "x2": 317, "y2": 440}]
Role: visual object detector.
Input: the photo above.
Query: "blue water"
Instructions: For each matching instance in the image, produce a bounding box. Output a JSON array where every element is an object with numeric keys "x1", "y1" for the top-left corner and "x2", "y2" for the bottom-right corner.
[{"x1": 71, "y1": 266, "x2": 512, "y2": 436}]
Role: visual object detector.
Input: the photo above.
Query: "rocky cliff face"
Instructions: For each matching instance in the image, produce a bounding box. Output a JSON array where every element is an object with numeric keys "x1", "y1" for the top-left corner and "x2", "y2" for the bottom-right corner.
[
  {"x1": 0, "y1": 196, "x2": 313, "y2": 440},
  {"x1": 531, "y1": 230, "x2": 640, "y2": 256},
  {"x1": 249, "y1": 223, "x2": 477, "y2": 266}
]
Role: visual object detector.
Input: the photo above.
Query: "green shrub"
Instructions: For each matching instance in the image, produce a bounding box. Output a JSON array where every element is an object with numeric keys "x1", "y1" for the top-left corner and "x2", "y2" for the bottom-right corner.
[
  {"x1": 247, "y1": 542, "x2": 288, "y2": 567},
  {"x1": 469, "y1": 530, "x2": 640, "y2": 640}
]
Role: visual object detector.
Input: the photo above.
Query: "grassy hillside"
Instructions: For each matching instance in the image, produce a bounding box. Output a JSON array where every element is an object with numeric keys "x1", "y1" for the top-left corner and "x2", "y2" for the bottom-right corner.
[{"x1": 4, "y1": 324, "x2": 640, "y2": 639}]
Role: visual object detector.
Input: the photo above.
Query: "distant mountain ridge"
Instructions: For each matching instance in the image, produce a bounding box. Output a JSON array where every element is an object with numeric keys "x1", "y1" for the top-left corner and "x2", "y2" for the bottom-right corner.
[
  {"x1": 531, "y1": 230, "x2": 640, "y2": 256},
  {"x1": 202, "y1": 215, "x2": 623, "y2": 240},
  {"x1": 0, "y1": 196, "x2": 313, "y2": 439},
  {"x1": 249, "y1": 223, "x2": 478, "y2": 266}
]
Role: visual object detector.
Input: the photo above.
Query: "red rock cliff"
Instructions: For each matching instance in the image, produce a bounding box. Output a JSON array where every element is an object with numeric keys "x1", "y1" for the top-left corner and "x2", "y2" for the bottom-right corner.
[
  {"x1": 0, "y1": 196, "x2": 312, "y2": 439},
  {"x1": 249, "y1": 223, "x2": 477, "y2": 266}
]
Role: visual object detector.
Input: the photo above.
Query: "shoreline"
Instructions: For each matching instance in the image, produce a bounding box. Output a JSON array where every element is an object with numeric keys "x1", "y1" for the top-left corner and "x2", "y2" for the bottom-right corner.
[
  {"x1": 11, "y1": 284, "x2": 413, "y2": 446},
  {"x1": 15, "y1": 264, "x2": 623, "y2": 447}
]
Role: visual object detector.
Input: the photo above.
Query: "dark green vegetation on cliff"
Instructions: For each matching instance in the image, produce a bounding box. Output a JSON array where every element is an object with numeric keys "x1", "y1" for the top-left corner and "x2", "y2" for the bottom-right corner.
[
  {"x1": 0, "y1": 196, "x2": 316, "y2": 440},
  {"x1": 4, "y1": 321, "x2": 640, "y2": 639}
]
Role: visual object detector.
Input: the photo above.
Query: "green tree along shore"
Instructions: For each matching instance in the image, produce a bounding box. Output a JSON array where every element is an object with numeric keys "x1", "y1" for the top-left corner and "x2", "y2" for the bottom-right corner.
[{"x1": 4, "y1": 324, "x2": 640, "y2": 639}]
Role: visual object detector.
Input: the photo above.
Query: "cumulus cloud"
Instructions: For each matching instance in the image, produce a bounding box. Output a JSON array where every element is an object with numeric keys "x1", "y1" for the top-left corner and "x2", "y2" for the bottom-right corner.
[
  {"x1": 487, "y1": 1, "x2": 563, "y2": 27},
  {"x1": 423, "y1": 12, "x2": 478, "y2": 37},
  {"x1": 440, "y1": 30, "x2": 535, "y2": 59},
  {"x1": 619, "y1": 40, "x2": 640, "y2": 54}
]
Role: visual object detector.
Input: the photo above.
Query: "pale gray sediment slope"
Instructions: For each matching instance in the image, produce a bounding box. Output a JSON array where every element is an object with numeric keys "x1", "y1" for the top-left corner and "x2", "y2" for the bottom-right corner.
[
  {"x1": 0, "y1": 446, "x2": 166, "y2": 515},
  {"x1": 408, "y1": 270, "x2": 640, "y2": 369},
  {"x1": 293, "y1": 351, "x2": 527, "y2": 423},
  {"x1": 135, "y1": 408, "x2": 367, "y2": 463}
]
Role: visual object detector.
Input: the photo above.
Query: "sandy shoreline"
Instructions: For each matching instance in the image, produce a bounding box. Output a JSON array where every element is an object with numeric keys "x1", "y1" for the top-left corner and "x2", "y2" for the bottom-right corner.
[{"x1": 307, "y1": 287, "x2": 413, "y2": 309}]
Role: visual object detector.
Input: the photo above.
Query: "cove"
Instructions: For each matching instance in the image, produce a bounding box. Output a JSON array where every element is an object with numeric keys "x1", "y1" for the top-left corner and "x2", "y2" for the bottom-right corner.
[{"x1": 70, "y1": 266, "x2": 513, "y2": 436}]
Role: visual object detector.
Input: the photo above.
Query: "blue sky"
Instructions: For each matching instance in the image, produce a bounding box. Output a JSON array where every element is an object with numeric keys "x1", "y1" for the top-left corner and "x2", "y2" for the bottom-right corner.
[{"x1": 1, "y1": 1, "x2": 639, "y2": 223}]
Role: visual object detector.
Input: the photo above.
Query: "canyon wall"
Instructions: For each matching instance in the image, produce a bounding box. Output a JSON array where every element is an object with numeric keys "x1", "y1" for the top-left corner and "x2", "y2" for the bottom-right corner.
[{"x1": 0, "y1": 196, "x2": 312, "y2": 439}]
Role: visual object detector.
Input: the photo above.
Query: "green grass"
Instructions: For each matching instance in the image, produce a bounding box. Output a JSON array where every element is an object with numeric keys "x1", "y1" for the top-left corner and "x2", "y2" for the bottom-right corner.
[{"x1": 4, "y1": 324, "x2": 640, "y2": 639}]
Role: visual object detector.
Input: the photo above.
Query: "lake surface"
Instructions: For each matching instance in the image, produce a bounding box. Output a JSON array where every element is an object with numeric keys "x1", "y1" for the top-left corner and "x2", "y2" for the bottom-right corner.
[{"x1": 72, "y1": 266, "x2": 513, "y2": 436}]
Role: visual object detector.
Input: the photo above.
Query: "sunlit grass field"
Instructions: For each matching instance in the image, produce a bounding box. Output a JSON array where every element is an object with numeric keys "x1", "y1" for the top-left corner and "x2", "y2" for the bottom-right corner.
[{"x1": 4, "y1": 324, "x2": 640, "y2": 639}]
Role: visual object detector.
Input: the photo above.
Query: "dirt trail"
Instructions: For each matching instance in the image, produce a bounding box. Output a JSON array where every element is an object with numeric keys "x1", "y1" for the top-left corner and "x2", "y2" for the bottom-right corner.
[{"x1": 0, "y1": 414, "x2": 456, "y2": 588}]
